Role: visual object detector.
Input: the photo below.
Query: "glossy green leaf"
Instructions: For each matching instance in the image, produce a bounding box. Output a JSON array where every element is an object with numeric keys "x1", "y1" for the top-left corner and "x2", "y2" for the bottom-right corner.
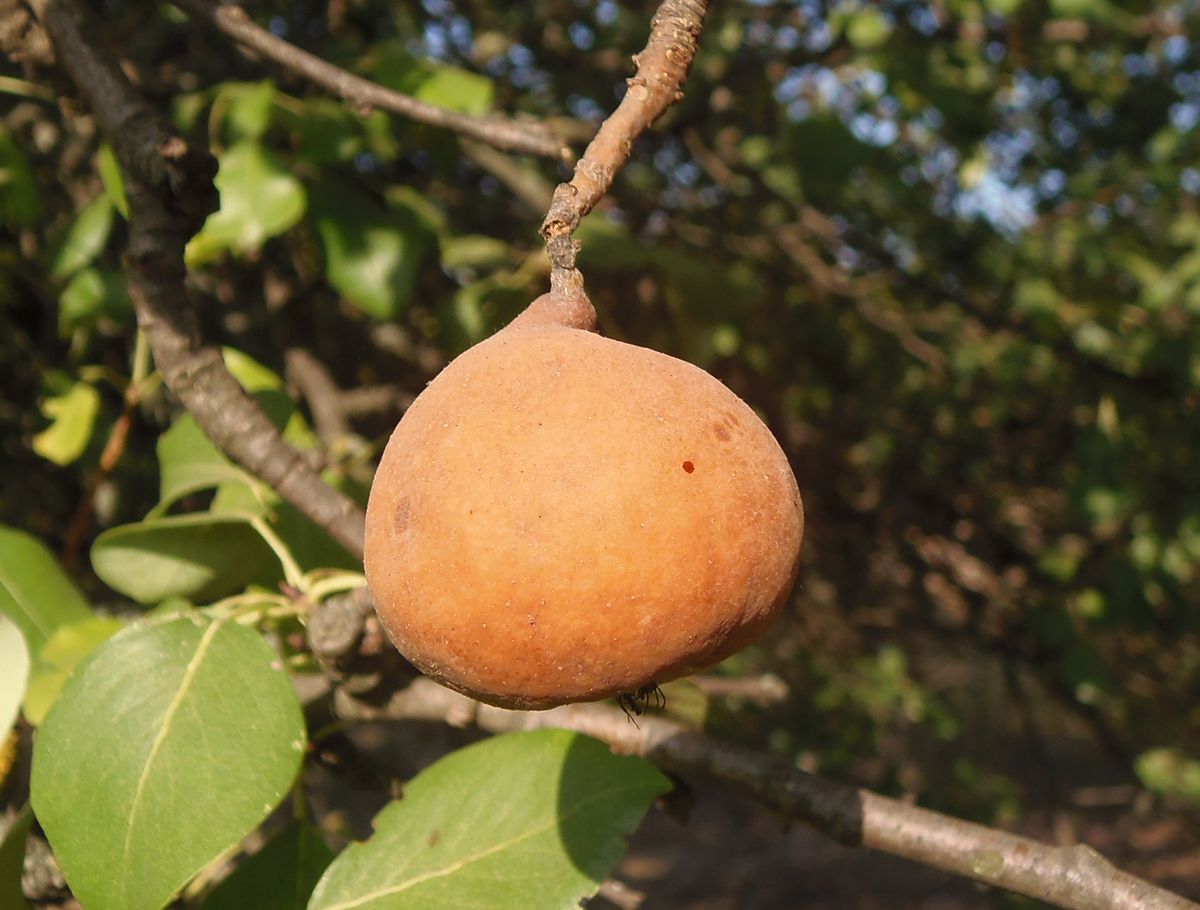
[
  {"x1": 202, "y1": 821, "x2": 333, "y2": 910},
  {"x1": 22, "y1": 615, "x2": 125, "y2": 726},
  {"x1": 414, "y1": 66, "x2": 493, "y2": 116},
  {"x1": 0, "y1": 614, "x2": 30, "y2": 737},
  {"x1": 310, "y1": 181, "x2": 430, "y2": 320},
  {"x1": 98, "y1": 144, "x2": 130, "y2": 218},
  {"x1": 58, "y1": 266, "x2": 132, "y2": 335},
  {"x1": 186, "y1": 141, "x2": 306, "y2": 266},
  {"x1": 91, "y1": 513, "x2": 274, "y2": 604},
  {"x1": 309, "y1": 729, "x2": 669, "y2": 910},
  {"x1": 49, "y1": 194, "x2": 114, "y2": 279},
  {"x1": 0, "y1": 804, "x2": 34, "y2": 910},
  {"x1": 31, "y1": 615, "x2": 306, "y2": 910},
  {"x1": 32, "y1": 380, "x2": 99, "y2": 466},
  {"x1": 0, "y1": 525, "x2": 91, "y2": 658},
  {"x1": 0, "y1": 126, "x2": 41, "y2": 226}
]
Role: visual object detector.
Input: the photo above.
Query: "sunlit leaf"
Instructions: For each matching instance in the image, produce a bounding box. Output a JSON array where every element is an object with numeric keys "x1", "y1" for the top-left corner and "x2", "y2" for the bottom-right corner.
[
  {"x1": 32, "y1": 615, "x2": 306, "y2": 910},
  {"x1": 186, "y1": 140, "x2": 306, "y2": 266},
  {"x1": 22, "y1": 615, "x2": 125, "y2": 726},
  {"x1": 414, "y1": 65, "x2": 493, "y2": 116},
  {"x1": 309, "y1": 730, "x2": 669, "y2": 910},
  {"x1": 0, "y1": 615, "x2": 30, "y2": 737},
  {"x1": 98, "y1": 143, "x2": 129, "y2": 218},
  {"x1": 32, "y1": 381, "x2": 99, "y2": 466}
]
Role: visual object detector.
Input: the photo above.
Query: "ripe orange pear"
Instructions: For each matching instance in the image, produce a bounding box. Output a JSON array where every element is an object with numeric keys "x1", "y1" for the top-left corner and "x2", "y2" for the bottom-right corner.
[{"x1": 364, "y1": 288, "x2": 803, "y2": 709}]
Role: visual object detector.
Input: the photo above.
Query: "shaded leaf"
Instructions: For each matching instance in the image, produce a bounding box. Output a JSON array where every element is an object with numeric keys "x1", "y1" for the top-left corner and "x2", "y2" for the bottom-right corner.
[
  {"x1": 32, "y1": 380, "x2": 100, "y2": 466},
  {"x1": 309, "y1": 729, "x2": 669, "y2": 910},
  {"x1": 0, "y1": 126, "x2": 41, "y2": 226},
  {"x1": 310, "y1": 180, "x2": 430, "y2": 320},
  {"x1": 202, "y1": 821, "x2": 333, "y2": 910},
  {"x1": 31, "y1": 615, "x2": 306, "y2": 910},
  {"x1": 0, "y1": 804, "x2": 33, "y2": 910},
  {"x1": 0, "y1": 525, "x2": 91, "y2": 658},
  {"x1": 186, "y1": 141, "x2": 306, "y2": 266},
  {"x1": 91, "y1": 513, "x2": 275, "y2": 604},
  {"x1": 49, "y1": 194, "x2": 114, "y2": 279},
  {"x1": 58, "y1": 266, "x2": 132, "y2": 335}
]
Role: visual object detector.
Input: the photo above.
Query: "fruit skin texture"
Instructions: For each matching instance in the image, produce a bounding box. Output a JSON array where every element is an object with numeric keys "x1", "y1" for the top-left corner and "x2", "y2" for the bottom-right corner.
[{"x1": 364, "y1": 290, "x2": 803, "y2": 709}]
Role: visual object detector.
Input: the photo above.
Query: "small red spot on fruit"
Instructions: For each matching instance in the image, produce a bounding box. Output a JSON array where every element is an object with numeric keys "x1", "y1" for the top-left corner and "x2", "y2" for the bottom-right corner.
[{"x1": 682, "y1": 461, "x2": 695, "y2": 474}]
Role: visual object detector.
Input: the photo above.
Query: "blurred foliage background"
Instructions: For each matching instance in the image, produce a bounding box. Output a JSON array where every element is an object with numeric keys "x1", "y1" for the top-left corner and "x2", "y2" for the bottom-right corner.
[{"x1": 3, "y1": 0, "x2": 1200, "y2": 900}]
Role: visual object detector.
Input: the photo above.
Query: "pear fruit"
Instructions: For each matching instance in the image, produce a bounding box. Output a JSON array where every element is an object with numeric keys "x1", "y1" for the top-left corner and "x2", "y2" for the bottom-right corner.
[{"x1": 364, "y1": 288, "x2": 803, "y2": 709}]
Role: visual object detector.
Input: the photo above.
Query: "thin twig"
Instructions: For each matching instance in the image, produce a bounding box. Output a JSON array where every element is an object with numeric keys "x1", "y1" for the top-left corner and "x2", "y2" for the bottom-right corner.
[
  {"x1": 539, "y1": 0, "x2": 709, "y2": 291},
  {"x1": 334, "y1": 678, "x2": 1199, "y2": 910},
  {"x1": 37, "y1": 0, "x2": 367, "y2": 559},
  {"x1": 171, "y1": 0, "x2": 569, "y2": 160}
]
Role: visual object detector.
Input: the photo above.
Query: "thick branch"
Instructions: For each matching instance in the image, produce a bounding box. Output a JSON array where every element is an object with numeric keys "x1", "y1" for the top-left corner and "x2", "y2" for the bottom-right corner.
[
  {"x1": 38, "y1": 0, "x2": 366, "y2": 559},
  {"x1": 539, "y1": 0, "x2": 709, "y2": 283},
  {"x1": 336, "y1": 678, "x2": 1198, "y2": 910},
  {"x1": 172, "y1": 0, "x2": 568, "y2": 160}
]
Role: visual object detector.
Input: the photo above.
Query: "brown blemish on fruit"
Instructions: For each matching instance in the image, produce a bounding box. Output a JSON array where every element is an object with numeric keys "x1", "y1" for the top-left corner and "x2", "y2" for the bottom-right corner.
[
  {"x1": 682, "y1": 461, "x2": 695, "y2": 474},
  {"x1": 713, "y1": 422, "x2": 731, "y2": 441},
  {"x1": 392, "y1": 496, "x2": 411, "y2": 535}
]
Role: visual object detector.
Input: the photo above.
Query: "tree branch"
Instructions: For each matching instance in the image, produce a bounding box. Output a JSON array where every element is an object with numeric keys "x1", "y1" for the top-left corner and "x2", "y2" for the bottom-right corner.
[
  {"x1": 334, "y1": 676, "x2": 1198, "y2": 910},
  {"x1": 36, "y1": 0, "x2": 367, "y2": 559},
  {"x1": 171, "y1": 0, "x2": 569, "y2": 160},
  {"x1": 539, "y1": 0, "x2": 709, "y2": 292}
]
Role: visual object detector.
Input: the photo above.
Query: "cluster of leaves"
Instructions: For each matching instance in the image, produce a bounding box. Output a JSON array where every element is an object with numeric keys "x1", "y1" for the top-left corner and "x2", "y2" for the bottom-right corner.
[{"x1": 3, "y1": 0, "x2": 1200, "y2": 905}]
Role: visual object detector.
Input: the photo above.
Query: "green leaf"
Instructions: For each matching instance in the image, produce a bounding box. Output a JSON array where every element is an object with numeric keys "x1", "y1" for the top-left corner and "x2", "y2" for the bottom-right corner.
[
  {"x1": 32, "y1": 380, "x2": 100, "y2": 466},
  {"x1": 202, "y1": 821, "x2": 333, "y2": 910},
  {"x1": 31, "y1": 614, "x2": 306, "y2": 910},
  {"x1": 49, "y1": 194, "x2": 114, "y2": 279},
  {"x1": 156, "y1": 414, "x2": 253, "y2": 508},
  {"x1": 217, "y1": 80, "x2": 277, "y2": 143},
  {"x1": 91, "y1": 513, "x2": 275, "y2": 604},
  {"x1": 0, "y1": 614, "x2": 30, "y2": 737},
  {"x1": 22, "y1": 616, "x2": 125, "y2": 726},
  {"x1": 0, "y1": 804, "x2": 34, "y2": 910},
  {"x1": 1134, "y1": 748, "x2": 1200, "y2": 804},
  {"x1": 222, "y1": 346, "x2": 284, "y2": 392},
  {"x1": 309, "y1": 729, "x2": 669, "y2": 910},
  {"x1": 440, "y1": 235, "x2": 509, "y2": 272},
  {"x1": 414, "y1": 66, "x2": 493, "y2": 116},
  {"x1": 186, "y1": 141, "x2": 306, "y2": 267},
  {"x1": 0, "y1": 525, "x2": 92, "y2": 658},
  {"x1": 58, "y1": 266, "x2": 132, "y2": 335},
  {"x1": 0, "y1": 126, "x2": 42, "y2": 226},
  {"x1": 98, "y1": 144, "x2": 130, "y2": 218},
  {"x1": 845, "y1": 8, "x2": 892, "y2": 50},
  {"x1": 310, "y1": 180, "x2": 431, "y2": 320}
]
